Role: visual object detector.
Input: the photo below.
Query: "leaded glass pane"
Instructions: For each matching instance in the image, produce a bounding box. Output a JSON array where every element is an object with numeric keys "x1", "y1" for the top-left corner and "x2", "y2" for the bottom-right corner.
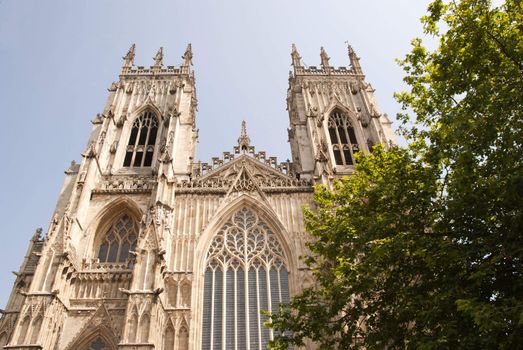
[
  {"x1": 98, "y1": 243, "x2": 108, "y2": 262},
  {"x1": 213, "y1": 269, "x2": 223, "y2": 350},
  {"x1": 148, "y1": 127, "x2": 158, "y2": 145},
  {"x1": 338, "y1": 126, "x2": 348, "y2": 144},
  {"x1": 280, "y1": 268, "x2": 290, "y2": 303},
  {"x1": 248, "y1": 268, "x2": 259, "y2": 350},
  {"x1": 329, "y1": 127, "x2": 338, "y2": 144},
  {"x1": 108, "y1": 242, "x2": 118, "y2": 262},
  {"x1": 237, "y1": 268, "x2": 246, "y2": 350},
  {"x1": 259, "y1": 268, "x2": 270, "y2": 346},
  {"x1": 138, "y1": 125, "x2": 148, "y2": 145},
  {"x1": 202, "y1": 268, "x2": 213, "y2": 350},
  {"x1": 226, "y1": 269, "x2": 235, "y2": 349},
  {"x1": 270, "y1": 268, "x2": 280, "y2": 312}
]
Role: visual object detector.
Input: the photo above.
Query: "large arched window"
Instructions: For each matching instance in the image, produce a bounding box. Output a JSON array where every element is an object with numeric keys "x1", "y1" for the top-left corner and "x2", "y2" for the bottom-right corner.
[
  {"x1": 328, "y1": 109, "x2": 359, "y2": 166},
  {"x1": 97, "y1": 214, "x2": 138, "y2": 263},
  {"x1": 123, "y1": 111, "x2": 159, "y2": 167},
  {"x1": 202, "y1": 208, "x2": 290, "y2": 350}
]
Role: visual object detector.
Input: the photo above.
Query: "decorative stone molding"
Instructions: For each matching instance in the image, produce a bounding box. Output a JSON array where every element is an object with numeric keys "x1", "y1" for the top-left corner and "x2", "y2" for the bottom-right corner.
[
  {"x1": 93, "y1": 176, "x2": 156, "y2": 194},
  {"x1": 177, "y1": 155, "x2": 312, "y2": 195}
]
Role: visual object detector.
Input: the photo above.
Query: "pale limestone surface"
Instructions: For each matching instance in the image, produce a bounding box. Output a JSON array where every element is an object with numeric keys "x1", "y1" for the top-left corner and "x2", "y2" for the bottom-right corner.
[{"x1": 0, "y1": 44, "x2": 394, "y2": 350}]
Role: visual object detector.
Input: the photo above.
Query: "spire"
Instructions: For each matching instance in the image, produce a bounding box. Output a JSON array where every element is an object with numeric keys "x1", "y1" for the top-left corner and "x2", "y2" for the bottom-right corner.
[
  {"x1": 348, "y1": 44, "x2": 363, "y2": 75},
  {"x1": 153, "y1": 47, "x2": 164, "y2": 68},
  {"x1": 320, "y1": 46, "x2": 331, "y2": 69},
  {"x1": 291, "y1": 43, "x2": 302, "y2": 68},
  {"x1": 122, "y1": 43, "x2": 135, "y2": 69},
  {"x1": 182, "y1": 43, "x2": 193, "y2": 66},
  {"x1": 237, "y1": 120, "x2": 251, "y2": 151}
]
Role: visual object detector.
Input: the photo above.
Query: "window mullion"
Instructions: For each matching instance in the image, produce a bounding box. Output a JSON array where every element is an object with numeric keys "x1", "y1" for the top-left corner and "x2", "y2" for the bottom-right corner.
[
  {"x1": 104, "y1": 240, "x2": 109, "y2": 262},
  {"x1": 116, "y1": 238, "x2": 121, "y2": 263},
  {"x1": 344, "y1": 125, "x2": 354, "y2": 164},
  {"x1": 267, "y1": 266, "x2": 273, "y2": 341},
  {"x1": 210, "y1": 269, "x2": 215, "y2": 350},
  {"x1": 142, "y1": 124, "x2": 152, "y2": 167},
  {"x1": 335, "y1": 125, "x2": 346, "y2": 165},
  {"x1": 222, "y1": 265, "x2": 227, "y2": 350},
  {"x1": 244, "y1": 255, "x2": 250, "y2": 349},
  {"x1": 234, "y1": 268, "x2": 238, "y2": 350},
  {"x1": 130, "y1": 121, "x2": 141, "y2": 168},
  {"x1": 277, "y1": 268, "x2": 282, "y2": 304}
]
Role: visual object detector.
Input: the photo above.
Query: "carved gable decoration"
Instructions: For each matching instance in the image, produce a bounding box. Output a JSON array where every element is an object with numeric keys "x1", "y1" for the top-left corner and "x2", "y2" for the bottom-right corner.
[
  {"x1": 176, "y1": 155, "x2": 312, "y2": 194},
  {"x1": 231, "y1": 166, "x2": 257, "y2": 193}
]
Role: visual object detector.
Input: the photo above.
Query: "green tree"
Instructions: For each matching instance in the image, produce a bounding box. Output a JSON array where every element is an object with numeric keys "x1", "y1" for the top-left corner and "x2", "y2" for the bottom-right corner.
[{"x1": 268, "y1": 0, "x2": 523, "y2": 349}]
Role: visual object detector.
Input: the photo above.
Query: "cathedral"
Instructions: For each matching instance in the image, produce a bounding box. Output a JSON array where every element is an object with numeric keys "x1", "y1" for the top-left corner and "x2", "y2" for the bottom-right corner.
[{"x1": 0, "y1": 43, "x2": 394, "y2": 350}]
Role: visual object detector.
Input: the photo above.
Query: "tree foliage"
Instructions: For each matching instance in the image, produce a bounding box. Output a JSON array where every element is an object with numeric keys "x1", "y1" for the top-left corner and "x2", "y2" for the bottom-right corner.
[{"x1": 268, "y1": 0, "x2": 523, "y2": 348}]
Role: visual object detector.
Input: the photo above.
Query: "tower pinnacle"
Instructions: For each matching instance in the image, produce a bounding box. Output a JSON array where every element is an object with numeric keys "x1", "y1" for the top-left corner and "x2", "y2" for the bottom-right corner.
[
  {"x1": 348, "y1": 44, "x2": 363, "y2": 75},
  {"x1": 182, "y1": 43, "x2": 193, "y2": 66},
  {"x1": 320, "y1": 46, "x2": 331, "y2": 68},
  {"x1": 153, "y1": 47, "x2": 164, "y2": 68},
  {"x1": 122, "y1": 43, "x2": 136, "y2": 69},
  {"x1": 237, "y1": 120, "x2": 251, "y2": 151},
  {"x1": 291, "y1": 44, "x2": 302, "y2": 68}
]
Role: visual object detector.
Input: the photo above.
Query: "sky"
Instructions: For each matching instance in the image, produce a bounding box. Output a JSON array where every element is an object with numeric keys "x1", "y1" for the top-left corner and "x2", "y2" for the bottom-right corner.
[{"x1": 0, "y1": 0, "x2": 432, "y2": 306}]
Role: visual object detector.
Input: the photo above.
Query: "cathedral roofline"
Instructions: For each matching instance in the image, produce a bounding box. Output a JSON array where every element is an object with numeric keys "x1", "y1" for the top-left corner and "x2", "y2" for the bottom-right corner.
[
  {"x1": 119, "y1": 65, "x2": 191, "y2": 77},
  {"x1": 190, "y1": 121, "x2": 295, "y2": 179},
  {"x1": 177, "y1": 154, "x2": 312, "y2": 195},
  {"x1": 119, "y1": 44, "x2": 193, "y2": 78},
  {"x1": 290, "y1": 43, "x2": 365, "y2": 78},
  {"x1": 292, "y1": 66, "x2": 364, "y2": 77}
]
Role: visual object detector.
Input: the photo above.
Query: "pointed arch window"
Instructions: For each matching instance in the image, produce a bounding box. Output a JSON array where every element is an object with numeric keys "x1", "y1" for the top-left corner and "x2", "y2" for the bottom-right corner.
[
  {"x1": 202, "y1": 208, "x2": 290, "y2": 350},
  {"x1": 123, "y1": 111, "x2": 159, "y2": 167},
  {"x1": 97, "y1": 214, "x2": 138, "y2": 263},
  {"x1": 328, "y1": 109, "x2": 359, "y2": 165},
  {"x1": 88, "y1": 337, "x2": 107, "y2": 350}
]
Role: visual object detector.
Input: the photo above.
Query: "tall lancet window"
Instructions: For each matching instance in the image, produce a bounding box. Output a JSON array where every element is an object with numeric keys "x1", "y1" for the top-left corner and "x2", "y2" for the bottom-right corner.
[
  {"x1": 202, "y1": 208, "x2": 290, "y2": 350},
  {"x1": 328, "y1": 109, "x2": 359, "y2": 166},
  {"x1": 123, "y1": 111, "x2": 159, "y2": 167},
  {"x1": 98, "y1": 214, "x2": 138, "y2": 263}
]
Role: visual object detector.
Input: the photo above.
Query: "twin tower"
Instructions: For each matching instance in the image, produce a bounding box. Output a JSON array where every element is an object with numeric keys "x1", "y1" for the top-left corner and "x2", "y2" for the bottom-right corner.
[{"x1": 0, "y1": 44, "x2": 394, "y2": 350}]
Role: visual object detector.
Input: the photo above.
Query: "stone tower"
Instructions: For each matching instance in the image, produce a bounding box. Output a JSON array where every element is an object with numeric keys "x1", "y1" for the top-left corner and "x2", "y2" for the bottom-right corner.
[
  {"x1": 0, "y1": 44, "x2": 394, "y2": 350},
  {"x1": 287, "y1": 45, "x2": 395, "y2": 184}
]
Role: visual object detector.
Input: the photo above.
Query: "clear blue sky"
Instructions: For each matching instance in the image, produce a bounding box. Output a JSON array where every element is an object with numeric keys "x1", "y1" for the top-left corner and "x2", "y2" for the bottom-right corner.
[{"x1": 0, "y1": 0, "x2": 431, "y2": 306}]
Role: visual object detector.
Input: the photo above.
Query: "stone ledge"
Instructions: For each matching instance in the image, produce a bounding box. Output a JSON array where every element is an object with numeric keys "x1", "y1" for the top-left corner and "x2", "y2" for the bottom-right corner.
[
  {"x1": 118, "y1": 343, "x2": 155, "y2": 350},
  {"x1": 4, "y1": 345, "x2": 42, "y2": 350}
]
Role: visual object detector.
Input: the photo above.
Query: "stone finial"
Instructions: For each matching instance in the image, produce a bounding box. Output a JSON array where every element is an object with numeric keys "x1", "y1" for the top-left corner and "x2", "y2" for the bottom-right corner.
[
  {"x1": 122, "y1": 43, "x2": 136, "y2": 68},
  {"x1": 182, "y1": 43, "x2": 193, "y2": 66},
  {"x1": 348, "y1": 44, "x2": 363, "y2": 75},
  {"x1": 153, "y1": 47, "x2": 164, "y2": 67},
  {"x1": 237, "y1": 120, "x2": 251, "y2": 151},
  {"x1": 320, "y1": 46, "x2": 330, "y2": 68},
  {"x1": 291, "y1": 43, "x2": 302, "y2": 68},
  {"x1": 32, "y1": 228, "x2": 43, "y2": 242}
]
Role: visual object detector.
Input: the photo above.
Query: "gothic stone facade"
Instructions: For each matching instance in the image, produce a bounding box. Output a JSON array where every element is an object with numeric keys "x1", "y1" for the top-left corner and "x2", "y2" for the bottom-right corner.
[{"x1": 0, "y1": 44, "x2": 394, "y2": 350}]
